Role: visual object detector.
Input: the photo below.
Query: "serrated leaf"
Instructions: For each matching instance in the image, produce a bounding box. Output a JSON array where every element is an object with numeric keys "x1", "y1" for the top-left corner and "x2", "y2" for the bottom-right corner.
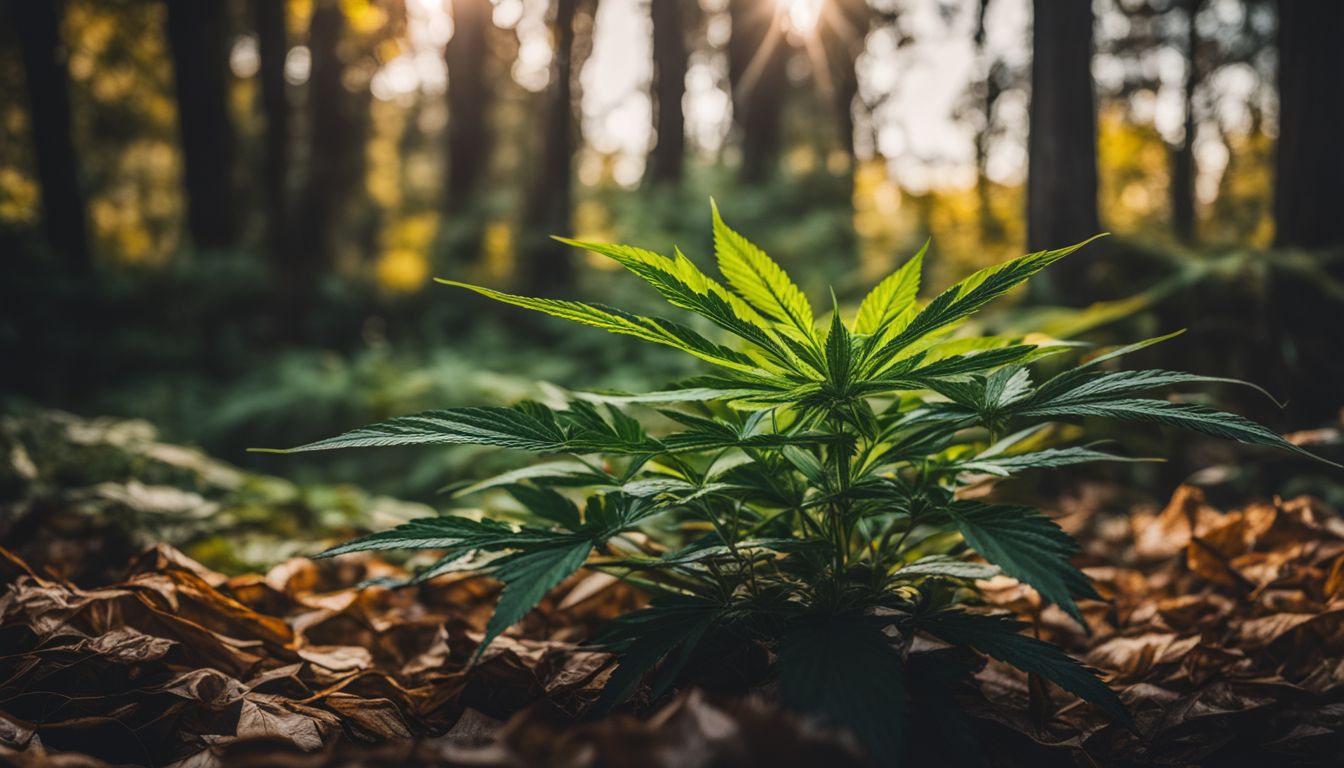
[
  {"x1": 1016, "y1": 398, "x2": 1339, "y2": 465},
  {"x1": 953, "y1": 446, "x2": 1147, "y2": 477},
  {"x1": 504, "y1": 485, "x2": 583, "y2": 530},
  {"x1": 824, "y1": 307, "x2": 853, "y2": 390},
  {"x1": 893, "y1": 555, "x2": 1000, "y2": 581},
  {"x1": 259, "y1": 405, "x2": 570, "y2": 453},
  {"x1": 855, "y1": 240, "x2": 926, "y2": 336},
  {"x1": 437, "y1": 279, "x2": 767, "y2": 374},
  {"x1": 1031, "y1": 368, "x2": 1281, "y2": 410},
  {"x1": 982, "y1": 366, "x2": 1033, "y2": 411},
  {"x1": 943, "y1": 502, "x2": 1096, "y2": 626},
  {"x1": 556, "y1": 238, "x2": 821, "y2": 377},
  {"x1": 263, "y1": 403, "x2": 664, "y2": 455},
  {"x1": 314, "y1": 515, "x2": 563, "y2": 558},
  {"x1": 918, "y1": 610, "x2": 1129, "y2": 724},
  {"x1": 478, "y1": 539, "x2": 593, "y2": 656},
  {"x1": 711, "y1": 202, "x2": 817, "y2": 343},
  {"x1": 594, "y1": 597, "x2": 721, "y2": 710},
  {"x1": 449, "y1": 460, "x2": 609, "y2": 497},
  {"x1": 781, "y1": 445, "x2": 826, "y2": 486},
  {"x1": 863, "y1": 236, "x2": 1105, "y2": 375}
]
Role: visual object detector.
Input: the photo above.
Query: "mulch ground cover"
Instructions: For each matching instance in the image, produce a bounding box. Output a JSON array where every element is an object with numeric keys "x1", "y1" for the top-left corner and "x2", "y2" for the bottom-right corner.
[{"x1": 3, "y1": 484, "x2": 1344, "y2": 767}]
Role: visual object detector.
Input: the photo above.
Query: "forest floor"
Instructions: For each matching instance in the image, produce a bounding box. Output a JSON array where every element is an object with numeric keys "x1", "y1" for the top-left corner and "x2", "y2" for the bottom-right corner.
[{"x1": 2, "y1": 412, "x2": 1344, "y2": 767}]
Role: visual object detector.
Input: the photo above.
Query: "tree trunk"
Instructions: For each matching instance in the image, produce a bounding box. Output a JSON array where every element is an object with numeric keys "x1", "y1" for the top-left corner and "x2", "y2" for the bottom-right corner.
[
  {"x1": 165, "y1": 0, "x2": 237, "y2": 250},
  {"x1": 446, "y1": 0, "x2": 492, "y2": 213},
  {"x1": 11, "y1": 0, "x2": 90, "y2": 269},
  {"x1": 727, "y1": 0, "x2": 788, "y2": 184},
  {"x1": 818, "y1": 0, "x2": 872, "y2": 165},
  {"x1": 290, "y1": 0, "x2": 349, "y2": 317},
  {"x1": 1026, "y1": 0, "x2": 1100, "y2": 301},
  {"x1": 1170, "y1": 0, "x2": 1203, "y2": 244},
  {"x1": 973, "y1": 0, "x2": 1004, "y2": 245},
  {"x1": 519, "y1": 0, "x2": 597, "y2": 293},
  {"x1": 1271, "y1": 0, "x2": 1344, "y2": 423},
  {"x1": 1274, "y1": 0, "x2": 1344, "y2": 250},
  {"x1": 252, "y1": 0, "x2": 289, "y2": 258},
  {"x1": 646, "y1": 0, "x2": 688, "y2": 186}
]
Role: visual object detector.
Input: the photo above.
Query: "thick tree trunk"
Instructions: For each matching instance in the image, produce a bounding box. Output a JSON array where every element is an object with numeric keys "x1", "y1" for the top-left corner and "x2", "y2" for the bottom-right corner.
[
  {"x1": 1170, "y1": 0, "x2": 1203, "y2": 244},
  {"x1": 646, "y1": 0, "x2": 688, "y2": 186},
  {"x1": 519, "y1": 0, "x2": 597, "y2": 293},
  {"x1": 1271, "y1": 0, "x2": 1344, "y2": 423},
  {"x1": 252, "y1": 0, "x2": 290, "y2": 257},
  {"x1": 1274, "y1": 0, "x2": 1344, "y2": 250},
  {"x1": 11, "y1": 0, "x2": 90, "y2": 269},
  {"x1": 445, "y1": 0, "x2": 492, "y2": 213},
  {"x1": 1026, "y1": 0, "x2": 1100, "y2": 301},
  {"x1": 727, "y1": 0, "x2": 788, "y2": 184},
  {"x1": 165, "y1": 0, "x2": 237, "y2": 250}
]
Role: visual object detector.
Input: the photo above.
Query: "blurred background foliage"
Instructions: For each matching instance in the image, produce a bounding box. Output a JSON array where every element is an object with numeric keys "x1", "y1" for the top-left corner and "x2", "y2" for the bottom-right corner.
[{"x1": 1, "y1": 0, "x2": 1342, "y2": 533}]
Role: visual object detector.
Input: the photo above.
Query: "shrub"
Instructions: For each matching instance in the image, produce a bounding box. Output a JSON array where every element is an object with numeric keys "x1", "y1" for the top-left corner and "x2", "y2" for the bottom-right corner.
[{"x1": 260, "y1": 204, "x2": 1329, "y2": 763}]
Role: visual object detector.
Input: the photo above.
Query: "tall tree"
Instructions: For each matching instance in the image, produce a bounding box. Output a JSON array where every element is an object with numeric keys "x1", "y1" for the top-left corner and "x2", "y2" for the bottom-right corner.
[
  {"x1": 646, "y1": 0, "x2": 689, "y2": 186},
  {"x1": 1026, "y1": 0, "x2": 1099, "y2": 300},
  {"x1": 1271, "y1": 0, "x2": 1344, "y2": 423},
  {"x1": 727, "y1": 0, "x2": 788, "y2": 183},
  {"x1": 445, "y1": 0, "x2": 493, "y2": 213},
  {"x1": 11, "y1": 0, "x2": 90, "y2": 269},
  {"x1": 165, "y1": 0, "x2": 238, "y2": 249},
  {"x1": 519, "y1": 0, "x2": 598, "y2": 293},
  {"x1": 818, "y1": 0, "x2": 874, "y2": 166},
  {"x1": 1273, "y1": 0, "x2": 1344, "y2": 250},
  {"x1": 970, "y1": 0, "x2": 1006, "y2": 243},
  {"x1": 290, "y1": 0, "x2": 351, "y2": 318},
  {"x1": 252, "y1": 0, "x2": 290, "y2": 258},
  {"x1": 1170, "y1": 0, "x2": 1204, "y2": 244}
]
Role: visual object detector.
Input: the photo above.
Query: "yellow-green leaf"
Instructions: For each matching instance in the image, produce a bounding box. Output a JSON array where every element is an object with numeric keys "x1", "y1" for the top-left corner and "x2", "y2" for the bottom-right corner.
[
  {"x1": 854, "y1": 241, "x2": 926, "y2": 336},
  {"x1": 711, "y1": 201, "x2": 816, "y2": 343}
]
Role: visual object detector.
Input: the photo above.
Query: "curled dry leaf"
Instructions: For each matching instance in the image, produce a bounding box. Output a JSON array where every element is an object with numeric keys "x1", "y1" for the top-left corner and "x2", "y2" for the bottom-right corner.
[
  {"x1": 3, "y1": 484, "x2": 1344, "y2": 766},
  {"x1": 972, "y1": 485, "x2": 1344, "y2": 764},
  {"x1": 0, "y1": 542, "x2": 632, "y2": 766}
]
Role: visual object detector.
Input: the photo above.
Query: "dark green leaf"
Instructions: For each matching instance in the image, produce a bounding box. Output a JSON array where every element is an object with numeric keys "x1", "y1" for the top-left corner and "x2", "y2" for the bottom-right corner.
[
  {"x1": 1016, "y1": 398, "x2": 1339, "y2": 466},
  {"x1": 943, "y1": 502, "x2": 1096, "y2": 626},
  {"x1": 918, "y1": 610, "x2": 1129, "y2": 724},
  {"x1": 594, "y1": 597, "x2": 722, "y2": 710},
  {"x1": 504, "y1": 485, "x2": 582, "y2": 530},
  {"x1": 314, "y1": 515, "x2": 562, "y2": 558},
  {"x1": 478, "y1": 539, "x2": 593, "y2": 656}
]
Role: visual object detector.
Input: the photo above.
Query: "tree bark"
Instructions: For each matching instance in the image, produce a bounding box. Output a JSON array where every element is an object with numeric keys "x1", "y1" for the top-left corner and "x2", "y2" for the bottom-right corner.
[
  {"x1": 291, "y1": 0, "x2": 350, "y2": 308},
  {"x1": 446, "y1": 0, "x2": 493, "y2": 213},
  {"x1": 973, "y1": 0, "x2": 1004, "y2": 244},
  {"x1": 1170, "y1": 0, "x2": 1203, "y2": 244},
  {"x1": 1270, "y1": 0, "x2": 1344, "y2": 423},
  {"x1": 519, "y1": 0, "x2": 597, "y2": 293},
  {"x1": 818, "y1": 0, "x2": 872, "y2": 165},
  {"x1": 252, "y1": 0, "x2": 290, "y2": 258},
  {"x1": 646, "y1": 0, "x2": 688, "y2": 186},
  {"x1": 1026, "y1": 0, "x2": 1100, "y2": 300},
  {"x1": 727, "y1": 0, "x2": 788, "y2": 184},
  {"x1": 1274, "y1": 0, "x2": 1344, "y2": 250},
  {"x1": 11, "y1": 0, "x2": 91, "y2": 269},
  {"x1": 165, "y1": 0, "x2": 238, "y2": 250}
]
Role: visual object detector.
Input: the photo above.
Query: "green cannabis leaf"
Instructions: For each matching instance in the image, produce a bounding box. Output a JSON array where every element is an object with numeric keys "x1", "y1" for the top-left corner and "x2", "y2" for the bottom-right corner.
[{"x1": 259, "y1": 204, "x2": 1333, "y2": 765}]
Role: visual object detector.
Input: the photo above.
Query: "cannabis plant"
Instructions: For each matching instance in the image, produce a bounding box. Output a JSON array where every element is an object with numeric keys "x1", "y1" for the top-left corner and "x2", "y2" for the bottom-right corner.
[{"x1": 262, "y1": 205, "x2": 1327, "y2": 764}]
